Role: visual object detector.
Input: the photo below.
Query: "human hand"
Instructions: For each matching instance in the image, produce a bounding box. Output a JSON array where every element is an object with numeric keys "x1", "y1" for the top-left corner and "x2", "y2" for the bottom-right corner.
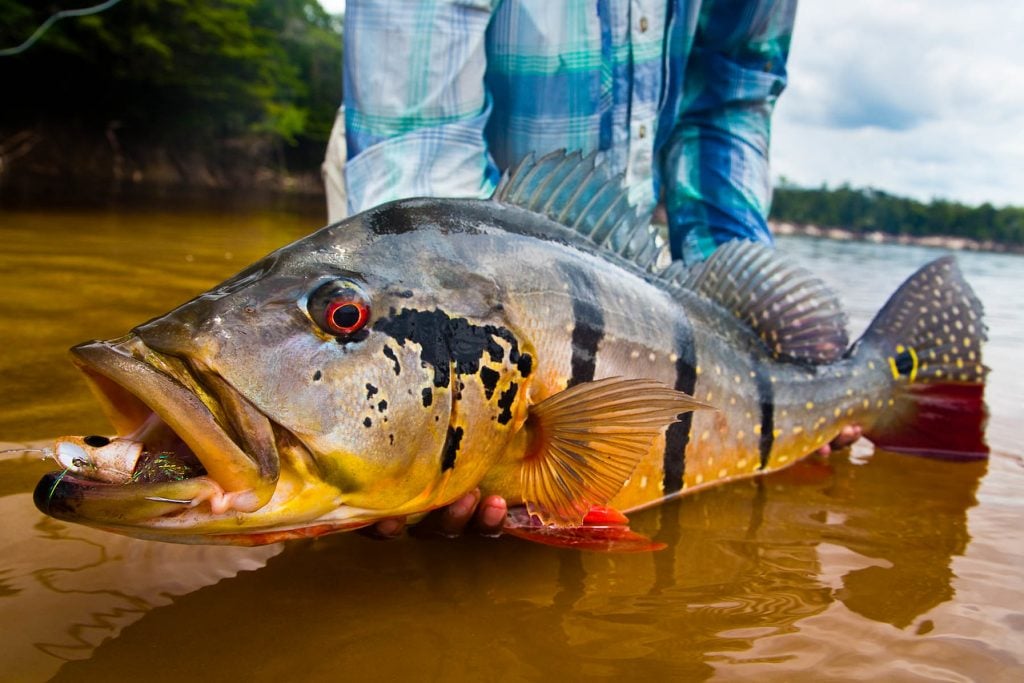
[
  {"x1": 815, "y1": 424, "x2": 863, "y2": 456},
  {"x1": 361, "y1": 488, "x2": 507, "y2": 540}
]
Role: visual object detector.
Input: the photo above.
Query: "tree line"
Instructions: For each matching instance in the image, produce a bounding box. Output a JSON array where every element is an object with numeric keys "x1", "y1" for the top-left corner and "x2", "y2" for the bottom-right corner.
[
  {"x1": 770, "y1": 183, "x2": 1024, "y2": 247},
  {"x1": 1, "y1": 0, "x2": 341, "y2": 167}
]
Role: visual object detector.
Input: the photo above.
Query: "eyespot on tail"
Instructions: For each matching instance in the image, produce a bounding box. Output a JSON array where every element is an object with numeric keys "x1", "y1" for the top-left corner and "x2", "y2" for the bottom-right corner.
[{"x1": 853, "y1": 256, "x2": 988, "y2": 458}]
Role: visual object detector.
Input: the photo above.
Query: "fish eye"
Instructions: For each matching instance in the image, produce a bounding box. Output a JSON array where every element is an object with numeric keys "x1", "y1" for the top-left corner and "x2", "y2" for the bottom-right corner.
[{"x1": 308, "y1": 280, "x2": 371, "y2": 338}]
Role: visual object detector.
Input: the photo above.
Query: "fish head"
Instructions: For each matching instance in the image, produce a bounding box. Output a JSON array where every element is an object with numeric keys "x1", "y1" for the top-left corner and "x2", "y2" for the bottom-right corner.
[{"x1": 35, "y1": 201, "x2": 535, "y2": 544}]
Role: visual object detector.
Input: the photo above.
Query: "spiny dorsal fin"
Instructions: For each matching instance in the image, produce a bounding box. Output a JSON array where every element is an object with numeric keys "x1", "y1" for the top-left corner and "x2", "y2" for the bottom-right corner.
[
  {"x1": 680, "y1": 240, "x2": 850, "y2": 364},
  {"x1": 520, "y1": 377, "x2": 712, "y2": 526},
  {"x1": 493, "y1": 150, "x2": 665, "y2": 272}
]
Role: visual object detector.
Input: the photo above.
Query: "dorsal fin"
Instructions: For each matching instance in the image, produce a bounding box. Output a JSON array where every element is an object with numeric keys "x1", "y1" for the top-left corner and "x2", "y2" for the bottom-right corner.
[
  {"x1": 679, "y1": 241, "x2": 850, "y2": 364},
  {"x1": 493, "y1": 150, "x2": 665, "y2": 272}
]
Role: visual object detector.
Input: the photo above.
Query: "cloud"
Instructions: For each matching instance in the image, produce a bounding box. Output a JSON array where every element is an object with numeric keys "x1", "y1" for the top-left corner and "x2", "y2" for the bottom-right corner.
[{"x1": 773, "y1": 0, "x2": 1024, "y2": 206}]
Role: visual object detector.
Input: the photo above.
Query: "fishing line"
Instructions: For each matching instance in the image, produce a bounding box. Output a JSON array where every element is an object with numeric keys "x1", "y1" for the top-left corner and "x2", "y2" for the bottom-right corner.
[{"x1": 0, "y1": 0, "x2": 123, "y2": 57}]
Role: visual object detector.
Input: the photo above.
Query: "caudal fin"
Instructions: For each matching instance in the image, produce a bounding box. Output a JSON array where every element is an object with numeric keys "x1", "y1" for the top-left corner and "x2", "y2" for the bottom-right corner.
[{"x1": 853, "y1": 256, "x2": 988, "y2": 458}]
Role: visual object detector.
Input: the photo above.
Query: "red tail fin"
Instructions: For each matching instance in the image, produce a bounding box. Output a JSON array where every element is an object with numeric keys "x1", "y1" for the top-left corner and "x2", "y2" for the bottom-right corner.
[{"x1": 855, "y1": 257, "x2": 988, "y2": 458}]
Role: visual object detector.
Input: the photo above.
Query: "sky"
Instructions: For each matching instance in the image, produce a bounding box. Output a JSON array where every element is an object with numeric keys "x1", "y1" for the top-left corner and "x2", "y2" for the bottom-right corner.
[{"x1": 321, "y1": 1, "x2": 1023, "y2": 208}]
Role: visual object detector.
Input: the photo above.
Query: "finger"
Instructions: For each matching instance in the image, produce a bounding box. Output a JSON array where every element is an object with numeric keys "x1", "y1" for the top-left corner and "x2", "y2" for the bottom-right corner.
[
  {"x1": 474, "y1": 495, "x2": 507, "y2": 537},
  {"x1": 358, "y1": 516, "x2": 407, "y2": 540},
  {"x1": 438, "y1": 489, "x2": 481, "y2": 537}
]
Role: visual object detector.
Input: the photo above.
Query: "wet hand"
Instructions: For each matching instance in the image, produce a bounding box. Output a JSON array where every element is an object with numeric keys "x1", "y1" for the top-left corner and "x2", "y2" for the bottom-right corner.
[
  {"x1": 361, "y1": 488, "x2": 507, "y2": 540},
  {"x1": 816, "y1": 424, "x2": 863, "y2": 456}
]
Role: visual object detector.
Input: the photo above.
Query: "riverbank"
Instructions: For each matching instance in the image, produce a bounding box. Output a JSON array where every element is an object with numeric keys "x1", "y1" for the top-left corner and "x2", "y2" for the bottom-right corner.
[
  {"x1": 0, "y1": 124, "x2": 326, "y2": 208},
  {"x1": 770, "y1": 220, "x2": 1024, "y2": 255}
]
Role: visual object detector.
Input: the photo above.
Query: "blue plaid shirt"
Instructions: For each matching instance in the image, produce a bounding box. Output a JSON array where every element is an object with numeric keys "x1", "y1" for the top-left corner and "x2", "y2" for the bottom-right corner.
[{"x1": 343, "y1": 0, "x2": 796, "y2": 263}]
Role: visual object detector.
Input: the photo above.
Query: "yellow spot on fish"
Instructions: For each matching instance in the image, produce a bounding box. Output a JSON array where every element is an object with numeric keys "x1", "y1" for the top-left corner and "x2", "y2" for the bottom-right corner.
[
  {"x1": 630, "y1": 349, "x2": 640, "y2": 360},
  {"x1": 718, "y1": 468, "x2": 728, "y2": 479},
  {"x1": 648, "y1": 352, "x2": 656, "y2": 362},
  {"x1": 737, "y1": 458, "x2": 748, "y2": 469},
  {"x1": 896, "y1": 344, "x2": 906, "y2": 353},
  {"x1": 793, "y1": 426, "x2": 804, "y2": 435},
  {"x1": 715, "y1": 365, "x2": 722, "y2": 375},
  {"x1": 705, "y1": 391, "x2": 714, "y2": 401},
  {"x1": 778, "y1": 455, "x2": 790, "y2": 464},
  {"x1": 754, "y1": 425, "x2": 762, "y2": 435},
  {"x1": 695, "y1": 365, "x2": 702, "y2": 375},
  {"x1": 695, "y1": 473, "x2": 704, "y2": 485},
  {"x1": 670, "y1": 353, "x2": 679, "y2": 363},
  {"x1": 862, "y1": 399, "x2": 870, "y2": 409},
  {"x1": 701, "y1": 431, "x2": 710, "y2": 442},
  {"x1": 805, "y1": 401, "x2": 815, "y2": 410},
  {"x1": 736, "y1": 431, "x2": 745, "y2": 440},
  {"x1": 888, "y1": 398, "x2": 895, "y2": 407},
  {"x1": 833, "y1": 408, "x2": 841, "y2": 418},
  {"x1": 734, "y1": 375, "x2": 741, "y2": 384},
  {"x1": 729, "y1": 397, "x2": 737, "y2": 406},
  {"x1": 846, "y1": 408, "x2": 855, "y2": 417},
  {"x1": 846, "y1": 388, "x2": 854, "y2": 396},
  {"x1": 773, "y1": 428, "x2": 782, "y2": 438},
  {"x1": 964, "y1": 338, "x2": 972, "y2": 347},
  {"x1": 876, "y1": 399, "x2": 884, "y2": 408},
  {"x1": 639, "y1": 475, "x2": 649, "y2": 489},
  {"x1": 868, "y1": 361, "x2": 876, "y2": 370}
]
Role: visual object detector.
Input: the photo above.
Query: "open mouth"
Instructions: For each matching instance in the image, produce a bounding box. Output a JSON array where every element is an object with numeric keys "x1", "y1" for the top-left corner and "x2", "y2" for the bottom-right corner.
[{"x1": 34, "y1": 334, "x2": 283, "y2": 527}]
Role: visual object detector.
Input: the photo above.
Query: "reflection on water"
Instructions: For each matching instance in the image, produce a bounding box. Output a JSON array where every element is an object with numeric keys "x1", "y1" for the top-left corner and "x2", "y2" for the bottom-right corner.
[{"x1": 1, "y1": 211, "x2": 1023, "y2": 681}]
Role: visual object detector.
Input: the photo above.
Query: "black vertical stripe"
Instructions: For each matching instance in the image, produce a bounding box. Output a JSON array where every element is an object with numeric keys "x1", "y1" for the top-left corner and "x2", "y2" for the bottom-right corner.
[
  {"x1": 662, "y1": 314, "x2": 697, "y2": 495},
  {"x1": 561, "y1": 265, "x2": 605, "y2": 387},
  {"x1": 755, "y1": 368, "x2": 775, "y2": 469}
]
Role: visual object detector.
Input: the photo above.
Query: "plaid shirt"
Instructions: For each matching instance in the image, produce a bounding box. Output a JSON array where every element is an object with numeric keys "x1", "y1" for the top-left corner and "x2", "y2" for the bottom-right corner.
[{"x1": 343, "y1": 0, "x2": 796, "y2": 263}]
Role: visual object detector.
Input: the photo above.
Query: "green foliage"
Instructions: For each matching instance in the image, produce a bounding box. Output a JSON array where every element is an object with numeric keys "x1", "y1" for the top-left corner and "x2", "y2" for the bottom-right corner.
[
  {"x1": 771, "y1": 184, "x2": 1024, "y2": 247},
  {"x1": 0, "y1": 0, "x2": 342, "y2": 145}
]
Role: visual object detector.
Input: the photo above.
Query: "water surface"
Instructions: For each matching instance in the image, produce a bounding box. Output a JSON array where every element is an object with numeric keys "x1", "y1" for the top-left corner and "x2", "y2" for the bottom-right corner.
[{"x1": 1, "y1": 209, "x2": 1021, "y2": 681}]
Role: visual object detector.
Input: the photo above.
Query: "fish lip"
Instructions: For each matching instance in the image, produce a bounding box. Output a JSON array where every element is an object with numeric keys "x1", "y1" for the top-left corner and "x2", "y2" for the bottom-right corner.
[{"x1": 59, "y1": 335, "x2": 280, "y2": 503}]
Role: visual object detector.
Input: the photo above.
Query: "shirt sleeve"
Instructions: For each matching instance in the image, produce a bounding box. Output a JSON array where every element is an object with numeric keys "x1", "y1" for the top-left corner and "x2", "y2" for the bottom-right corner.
[
  {"x1": 342, "y1": 0, "x2": 501, "y2": 215},
  {"x1": 662, "y1": 0, "x2": 797, "y2": 263}
]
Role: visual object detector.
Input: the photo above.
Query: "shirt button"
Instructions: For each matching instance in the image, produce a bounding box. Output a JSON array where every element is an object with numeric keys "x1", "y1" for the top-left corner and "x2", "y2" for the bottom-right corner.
[
  {"x1": 639, "y1": 16, "x2": 649, "y2": 32},
  {"x1": 638, "y1": 124, "x2": 647, "y2": 139}
]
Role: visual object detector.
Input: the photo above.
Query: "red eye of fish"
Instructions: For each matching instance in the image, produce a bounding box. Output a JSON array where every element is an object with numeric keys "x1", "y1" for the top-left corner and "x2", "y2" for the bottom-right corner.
[
  {"x1": 324, "y1": 301, "x2": 369, "y2": 335},
  {"x1": 308, "y1": 279, "x2": 372, "y2": 339}
]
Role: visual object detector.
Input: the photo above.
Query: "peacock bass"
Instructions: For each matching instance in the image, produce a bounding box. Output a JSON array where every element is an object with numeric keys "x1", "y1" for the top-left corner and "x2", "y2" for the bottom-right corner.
[{"x1": 35, "y1": 151, "x2": 988, "y2": 550}]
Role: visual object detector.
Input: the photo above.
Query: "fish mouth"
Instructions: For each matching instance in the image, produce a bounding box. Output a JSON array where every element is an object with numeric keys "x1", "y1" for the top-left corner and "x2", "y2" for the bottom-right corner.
[{"x1": 33, "y1": 334, "x2": 304, "y2": 539}]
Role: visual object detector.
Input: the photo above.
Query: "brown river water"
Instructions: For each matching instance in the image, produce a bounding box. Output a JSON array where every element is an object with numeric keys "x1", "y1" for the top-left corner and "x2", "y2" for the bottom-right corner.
[{"x1": 1, "y1": 208, "x2": 1022, "y2": 681}]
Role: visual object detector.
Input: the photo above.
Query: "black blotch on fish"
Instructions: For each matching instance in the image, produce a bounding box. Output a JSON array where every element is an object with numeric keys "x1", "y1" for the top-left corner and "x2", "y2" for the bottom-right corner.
[
  {"x1": 313, "y1": 370, "x2": 323, "y2": 382},
  {"x1": 663, "y1": 316, "x2": 697, "y2": 495},
  {"x1": 421, "y1": 387, "x2": 433, "y2": 407},
  {"x1": 389, "y1": 434, "x2": 395, "y2": 445},
  {"x1": 364, "y1": 202, "x2": 483, "y2": 237},
  {"x1": 441, "y1": 426, "x2": 464, "y2": 471},
  {"x1": 366, "y1": 383, "x2": 378, "y2": 399},
  {"x1": 561, "y1": 265, "x2": 604, "y2": 387},
  {"x1": 517, "y1": 353, "x2": 533, "y2": 378},
  {"x1": 382, "y1": 346, "x2": 401, "y2": 376},
  {"x1": 392, "y1": 289, "x2": 414, "y2": 298},
  {"x1": 84, "y1": 435, "x2": 111, "y2": 448},
  {"x1": 755, "y1": 368, "x2": 776, "y2": 470},
  {"x1": 378, "y1": 400, "x2": 388, "y2": 413},
  {"x1": 496, "y1": 382, "x2": 518, "y2": 425},
  {"x1": 363, "y1": 417, "x2": 372, "y2": 428},
  {"x1": 479, "y1": 367, "x2": 500, "y2": 399},
  {"x1": 374, "y1": 308, "x2": 526, "y2": 389}
]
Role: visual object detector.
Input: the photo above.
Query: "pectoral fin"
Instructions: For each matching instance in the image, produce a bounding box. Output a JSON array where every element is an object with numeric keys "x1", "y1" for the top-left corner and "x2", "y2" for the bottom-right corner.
[
  {"x1": 520, "y1": 377, "x2": 711, "y2": 526},
  {"x1": 503, "y1": 504, "x2": 666, "y2": 552}
]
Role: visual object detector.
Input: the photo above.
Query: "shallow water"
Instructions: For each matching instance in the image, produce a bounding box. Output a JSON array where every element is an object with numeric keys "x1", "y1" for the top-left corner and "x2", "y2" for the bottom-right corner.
[{"x1": 1, "y1": 209, "x2": 1021, "y2": 681}]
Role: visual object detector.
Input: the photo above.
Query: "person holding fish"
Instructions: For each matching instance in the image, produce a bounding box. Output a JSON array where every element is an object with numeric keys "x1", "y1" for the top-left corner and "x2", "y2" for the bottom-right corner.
[{"x1": 325, "y1": 0, "x2": 858, "y2": 539}]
